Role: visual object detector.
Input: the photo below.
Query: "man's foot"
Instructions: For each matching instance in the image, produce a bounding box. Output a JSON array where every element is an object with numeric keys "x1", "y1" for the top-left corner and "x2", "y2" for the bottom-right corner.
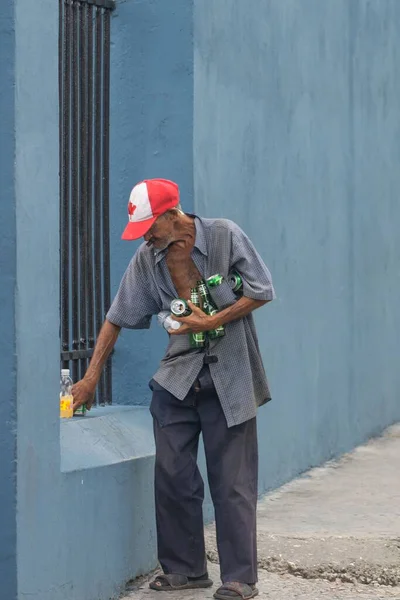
[
  {"x1": 213, "y1": 582, "x2": 259, "y2": 600},
  {"x1": 149, "y1": 572, "x2": 213, "y2": 591}
]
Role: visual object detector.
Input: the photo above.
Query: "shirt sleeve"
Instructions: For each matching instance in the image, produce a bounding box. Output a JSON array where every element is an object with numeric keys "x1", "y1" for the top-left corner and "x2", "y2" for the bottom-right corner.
[
  {"x1": 230, "y1": 224, "x2": 276, "y2": 302},
  {"x1": 106, "y1": 250, "x2": 161, "y2": 329}
]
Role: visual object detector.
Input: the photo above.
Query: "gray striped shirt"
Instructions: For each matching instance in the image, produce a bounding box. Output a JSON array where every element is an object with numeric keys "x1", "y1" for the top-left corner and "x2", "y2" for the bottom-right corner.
[{"x1": 106, "y1": 216, "x2": 275, "y2": 427}]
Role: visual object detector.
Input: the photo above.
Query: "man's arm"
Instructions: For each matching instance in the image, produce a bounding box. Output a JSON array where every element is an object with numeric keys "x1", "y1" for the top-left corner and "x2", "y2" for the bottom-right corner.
[
  {"x1": 72, "y1": 319, "x2": 121, "y2": 410},
  {"x1": 169, "y1": 296, "x2": 268, "y2": 335},
  {"x1": 211, "y1": 296, "x2": 268, "y2": 328}
]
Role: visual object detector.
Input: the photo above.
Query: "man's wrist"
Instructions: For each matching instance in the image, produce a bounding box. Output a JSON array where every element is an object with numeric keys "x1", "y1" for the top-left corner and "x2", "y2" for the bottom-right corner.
[
  {"x1": 83, "y1": 373, "x2": 98, "y2": 391},
  {"x1": 209, "y1": 313, "x2": 222, "y2": 329}
]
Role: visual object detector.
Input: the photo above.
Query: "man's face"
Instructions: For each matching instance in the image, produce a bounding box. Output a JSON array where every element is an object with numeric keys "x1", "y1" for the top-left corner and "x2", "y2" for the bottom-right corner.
[{"x1": 144, "y1": 214, "x2": 175, "y2": 250}]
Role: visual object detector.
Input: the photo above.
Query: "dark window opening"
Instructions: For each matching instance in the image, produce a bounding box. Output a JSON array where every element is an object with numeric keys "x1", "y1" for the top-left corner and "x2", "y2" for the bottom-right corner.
[{"x1": 59, "y1": 0, "x2": 115, "y2": 405}]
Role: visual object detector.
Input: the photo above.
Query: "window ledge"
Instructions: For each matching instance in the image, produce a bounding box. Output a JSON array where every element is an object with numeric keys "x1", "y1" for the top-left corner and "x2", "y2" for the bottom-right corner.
[{"x1": 60, "y1": 405, "x2": 154, "y2": 473}]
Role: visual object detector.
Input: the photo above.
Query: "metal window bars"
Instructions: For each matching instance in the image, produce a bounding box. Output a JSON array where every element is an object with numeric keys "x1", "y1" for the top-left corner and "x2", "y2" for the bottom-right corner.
[{"x1": 59, "y1": 0, "x2": 115, "y2": 405}]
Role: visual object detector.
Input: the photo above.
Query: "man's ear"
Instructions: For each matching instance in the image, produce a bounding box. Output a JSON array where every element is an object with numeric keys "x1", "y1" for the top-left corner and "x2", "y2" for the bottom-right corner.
[{"x1": 167, "y1": 208, "x2": 181, "y2": 221}]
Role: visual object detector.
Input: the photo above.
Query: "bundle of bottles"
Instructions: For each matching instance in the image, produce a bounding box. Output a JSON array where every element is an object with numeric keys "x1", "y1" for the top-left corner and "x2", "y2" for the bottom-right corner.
[{"x1": 158, "y1": 271, "x2": 243, "y2": 348}]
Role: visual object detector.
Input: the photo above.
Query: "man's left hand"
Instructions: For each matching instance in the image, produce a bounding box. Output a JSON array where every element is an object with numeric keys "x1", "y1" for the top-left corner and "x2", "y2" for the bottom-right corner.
[{"x1": 168, "y1": 300, "x2": 216, "y2": 335}]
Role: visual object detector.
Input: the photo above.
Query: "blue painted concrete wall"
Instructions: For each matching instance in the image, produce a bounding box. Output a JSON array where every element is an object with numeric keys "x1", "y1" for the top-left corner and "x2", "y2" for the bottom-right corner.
[
  {"x1": 0, "y1": 0, "x2": 17, "y2": 597},
  {"x1": 109, "y1": 0, "x2": 194, "y2": 406},
  {"x1": 13, "y1": 0, "x2": 158, "y2": 591},
  {"x1": 6, "y1": 1, "x2": 400, "y2": 599},
  {"x1": 14, "y1": 1, "x2": 69, "y2": 597},
  {"x1": 10, "y1": 1, "x2": 193, "y2": 599},
  {"x1": 194, "y1": 0, "x2": 400, "y2": 492}
]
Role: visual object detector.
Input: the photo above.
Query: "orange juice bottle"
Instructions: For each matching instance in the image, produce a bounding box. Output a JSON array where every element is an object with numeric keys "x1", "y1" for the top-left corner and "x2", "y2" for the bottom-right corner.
[{"x1": 60, "y1": 369, "x2": 74, "y2": 418}]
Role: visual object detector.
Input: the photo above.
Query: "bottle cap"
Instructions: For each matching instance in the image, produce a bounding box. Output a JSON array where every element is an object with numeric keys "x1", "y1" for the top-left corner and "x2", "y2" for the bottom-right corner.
[{"x1": 61, "y1": 369, "x2": 70, "y2": 377}]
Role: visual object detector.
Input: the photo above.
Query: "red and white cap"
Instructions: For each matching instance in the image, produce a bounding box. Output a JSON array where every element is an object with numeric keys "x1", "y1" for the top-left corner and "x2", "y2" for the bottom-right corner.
[{"x1": 121, "y1": 179, "x2": 180, "y2": 241}]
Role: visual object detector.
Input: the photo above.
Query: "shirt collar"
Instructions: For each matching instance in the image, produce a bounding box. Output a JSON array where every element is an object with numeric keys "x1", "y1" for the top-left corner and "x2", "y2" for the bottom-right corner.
[
  {"x1": 193, "y1": 215, "x2": 208, "y2": 256},
  {"x1": 153, "y1": 214, "x2": 208, "y2": 264}
]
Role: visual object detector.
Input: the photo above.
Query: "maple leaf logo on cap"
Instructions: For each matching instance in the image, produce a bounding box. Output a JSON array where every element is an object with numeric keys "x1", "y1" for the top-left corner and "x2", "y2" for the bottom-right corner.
[{"x1": 127, "y1": 202, "x2": 137, "y2": 221}]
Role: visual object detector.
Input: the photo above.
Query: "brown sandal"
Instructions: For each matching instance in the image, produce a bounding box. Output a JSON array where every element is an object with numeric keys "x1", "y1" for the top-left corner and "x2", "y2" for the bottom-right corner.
[
  {"x1": 214, "y1": 582, "x2": 259, "y2": 600},
  {"x1": 149, "y1": 573, "x2": 213, "y2": 591}
]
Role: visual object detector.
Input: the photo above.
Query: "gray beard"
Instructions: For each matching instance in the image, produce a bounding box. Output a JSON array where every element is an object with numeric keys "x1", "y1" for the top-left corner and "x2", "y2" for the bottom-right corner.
[{"x1": 147, "y1": 236, "x2": 175, "y2": 252}]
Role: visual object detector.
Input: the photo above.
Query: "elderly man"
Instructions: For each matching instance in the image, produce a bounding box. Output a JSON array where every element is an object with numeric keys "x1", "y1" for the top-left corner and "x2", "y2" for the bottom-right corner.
[{"x1": 72, "y1": 178, "x2": 275, "y2": 600}]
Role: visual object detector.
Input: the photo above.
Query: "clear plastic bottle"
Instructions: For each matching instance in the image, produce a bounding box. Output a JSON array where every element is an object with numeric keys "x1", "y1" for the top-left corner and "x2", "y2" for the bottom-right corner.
[
  {"x1": 60, "y1": 368, "x2": 74, "y2": 418},
  {"x1": 157, "y1": 311, "x2": 182, "y2": 331}
]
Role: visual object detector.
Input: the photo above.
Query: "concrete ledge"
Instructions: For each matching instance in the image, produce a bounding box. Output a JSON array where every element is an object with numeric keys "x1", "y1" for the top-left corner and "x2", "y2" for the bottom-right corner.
[{"x1": 60, "y1": 405, "x2": 155, "y2": 473}]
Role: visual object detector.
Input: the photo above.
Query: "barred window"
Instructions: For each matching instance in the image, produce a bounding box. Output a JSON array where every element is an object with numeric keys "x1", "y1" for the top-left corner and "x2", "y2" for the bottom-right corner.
[{"x1": 59, "y1": 0, "x2": 115, "y2": 404}]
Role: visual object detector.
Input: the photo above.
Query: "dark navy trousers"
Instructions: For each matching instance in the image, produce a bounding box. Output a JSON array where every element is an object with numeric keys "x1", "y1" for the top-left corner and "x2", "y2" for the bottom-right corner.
[{"x1": 150, "y1": 366, "x2": 258, "y2": 584}]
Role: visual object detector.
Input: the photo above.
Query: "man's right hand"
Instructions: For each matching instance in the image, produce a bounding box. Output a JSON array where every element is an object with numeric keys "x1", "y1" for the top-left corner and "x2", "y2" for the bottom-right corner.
[{"x1": 72, "y1": 378, "x2": 96, "y2": 412}]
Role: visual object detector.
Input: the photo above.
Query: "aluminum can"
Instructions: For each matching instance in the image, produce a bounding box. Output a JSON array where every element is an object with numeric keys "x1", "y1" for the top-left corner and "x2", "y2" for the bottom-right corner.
[
  {"x1": 228, "y1": 271, "x2": 243, "y2": 293},
  {"x1": 74, "y1": 404, "x2": 86, "y2": 417},
  {"x1": 170, "y1": 298, "x2": 192, "y2": 317}
]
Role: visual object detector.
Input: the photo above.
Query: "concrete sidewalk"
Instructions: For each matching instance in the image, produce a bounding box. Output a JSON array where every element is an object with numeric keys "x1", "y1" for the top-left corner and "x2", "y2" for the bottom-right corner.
[{"x1": 121, "y1": 424, "x2": 400, "y2": 600}]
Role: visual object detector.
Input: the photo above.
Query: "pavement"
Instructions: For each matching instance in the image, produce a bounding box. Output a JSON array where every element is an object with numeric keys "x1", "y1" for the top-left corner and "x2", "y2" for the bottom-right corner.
[{"x1": 121, "y1": 424, "x2": 400, "y2": 600}]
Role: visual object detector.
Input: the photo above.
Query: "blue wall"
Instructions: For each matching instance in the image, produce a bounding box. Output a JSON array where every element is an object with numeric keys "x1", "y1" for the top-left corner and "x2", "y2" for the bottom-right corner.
[
  {"x1": 109, "y1": 0, "x2": 194, "y2": 405},
  {"x1": 0, "y1": 0, "x2": 17, "y2": 597},
  {"x1": 194, "y1": 0, "x2": 400, "y2": 492},
  {"x1": 12, "y1": 0, "x2": 158, "y2": 593},
  {"x1": 5, "y1": 1, "x2": 400, "y2": 599},
  {"x1": 8, "y1": 1, "x2": 194, "y2": 599},
  {"x1": 14, "y1": 0, "x2": 68, "y2": 597}
]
